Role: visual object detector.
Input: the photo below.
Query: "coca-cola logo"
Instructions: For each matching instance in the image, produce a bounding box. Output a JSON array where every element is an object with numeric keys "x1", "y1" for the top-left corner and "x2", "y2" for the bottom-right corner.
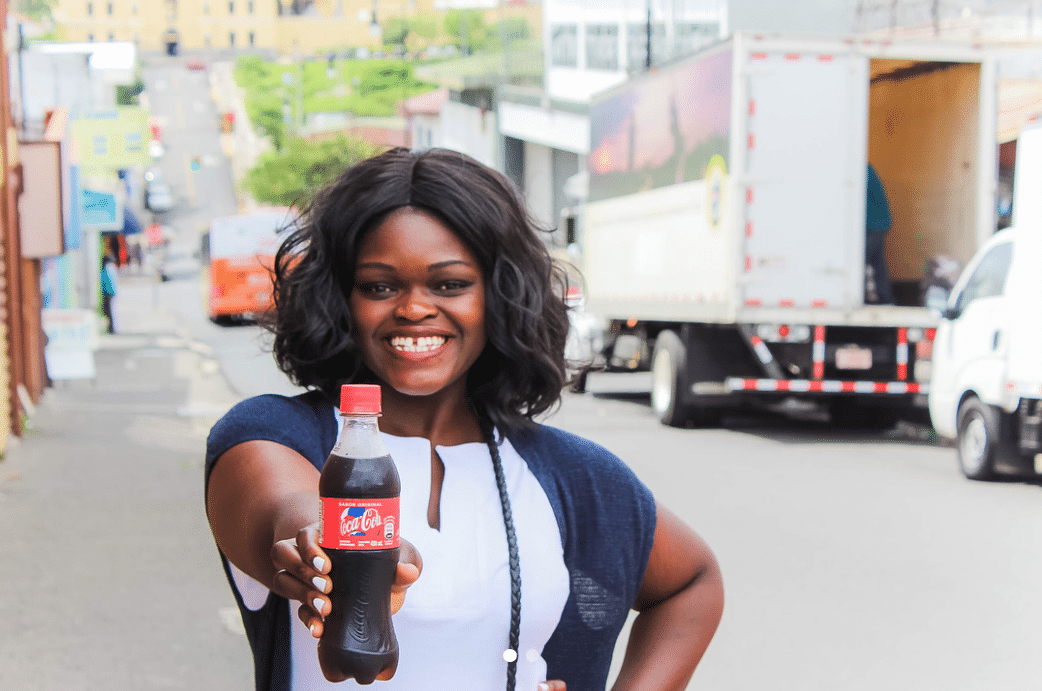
[{"x1": 340, "y1": 507, "x2": 382, "y2": 536}]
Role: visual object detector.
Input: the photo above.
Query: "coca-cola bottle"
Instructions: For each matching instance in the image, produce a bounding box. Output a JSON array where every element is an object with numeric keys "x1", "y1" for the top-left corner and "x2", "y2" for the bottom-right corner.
[{"x1": 317, "y1": 384, "x2": 401, "y2": 684}]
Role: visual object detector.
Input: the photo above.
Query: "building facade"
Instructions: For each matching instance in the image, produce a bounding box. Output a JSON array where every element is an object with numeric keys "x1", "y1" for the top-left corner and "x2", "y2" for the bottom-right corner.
[{"x1": 51, "y1": 0, "x2": 528, "y2": 54}]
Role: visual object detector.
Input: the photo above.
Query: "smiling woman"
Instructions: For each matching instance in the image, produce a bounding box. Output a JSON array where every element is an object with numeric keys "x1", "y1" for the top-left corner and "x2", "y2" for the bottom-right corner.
[{"x1": 203, "y1": 148, "x2": 723, "y2": 691}]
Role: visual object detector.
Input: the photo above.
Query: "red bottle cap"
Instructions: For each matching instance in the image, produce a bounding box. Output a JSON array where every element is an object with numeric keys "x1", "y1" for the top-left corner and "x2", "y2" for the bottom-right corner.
[{"x1": 340, "y1": 384, "x2": 381, "y2": 415}]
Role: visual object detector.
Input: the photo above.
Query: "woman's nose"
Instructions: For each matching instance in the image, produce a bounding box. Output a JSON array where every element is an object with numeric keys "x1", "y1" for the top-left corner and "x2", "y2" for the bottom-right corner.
[{"x1": 393, "y1": 289, "x2": 437, "y2": 321}]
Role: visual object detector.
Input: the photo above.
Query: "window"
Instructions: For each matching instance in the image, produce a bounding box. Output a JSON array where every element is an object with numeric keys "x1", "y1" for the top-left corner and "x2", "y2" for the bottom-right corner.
[
  {"x1": 586, "y1": 24, "x2": 619, "y2": 71},
  {"x1": 86, "y1": 2, "x2": 93, "y2": 15},
  {"x1": 247, "y1": 0, "x2": 254, "y2": 13},
  {"x1": 229, "y1": 31, "x2": 236, "y2": 46},
  {"x1": 203, "y1": 2, "x2": 209, "y2": 13},
  {"x1": 550, "y1": 24, "x2": 577, "y2": 68},
  {"x1": 248, "y1": 31, "x2": 255, "y2": 47},
  {"x1": 88, "y1": 33, "x2": 95, "y2": 41},
  {"x1": 955, "y1": 242, "x2": 1013, "y2": 313},
  {"x1": 676, "y1": 22, "x2": 719, "y2": 57},
  {"x1": 626, "y1": 22, "x2": 665, "y2": 70},
  {"x1": 108, "y1": 32, "x2": 115, "y2": 41},
  {"x1": 132, "y1": 3, "x2": 137, "y2": 14},
  {"x1": 228, "y1": 1, "x2": 234, "y2": 13},
  {"x1": 204, "y1": 34, "x2": 212, "y2": 46},
  {"x1": 107, "y1": 2, "x2": 113, "y2": 15}
]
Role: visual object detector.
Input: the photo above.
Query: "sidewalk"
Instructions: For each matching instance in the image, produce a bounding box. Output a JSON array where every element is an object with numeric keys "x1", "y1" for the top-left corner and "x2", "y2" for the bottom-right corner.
[{"x1": 0, "y1": 274, "x2": 252, "y2": 690}]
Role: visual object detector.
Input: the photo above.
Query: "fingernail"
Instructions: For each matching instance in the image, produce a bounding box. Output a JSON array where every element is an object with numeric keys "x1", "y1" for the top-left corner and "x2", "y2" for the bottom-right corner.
[
  {"x1": 309, "y1": 622, "x2": 317, "y2": 636},
  {"x1": 312, "y1": 576, "x2": 327, "y2": 591},
  {"x1": 313, "y1": 556, "x2": 326, "y2": 571},
  {"x1": 313, "y1": 597, "x2": 325, "y2": 614},
  {"x1": 538, "y1": 684, "x2": 550, "y2": 691}
]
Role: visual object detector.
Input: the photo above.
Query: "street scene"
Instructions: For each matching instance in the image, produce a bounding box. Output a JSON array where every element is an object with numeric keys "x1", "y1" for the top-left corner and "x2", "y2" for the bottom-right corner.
[{"x1": 3, "y1": 0, "x2": 1042, "y2": 690}]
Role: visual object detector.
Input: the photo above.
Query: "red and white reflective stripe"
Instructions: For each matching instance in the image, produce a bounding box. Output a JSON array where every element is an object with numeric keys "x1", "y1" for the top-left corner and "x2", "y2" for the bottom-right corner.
[
  {"x1": 812, "y1": 326, "x2": 825, "y2": 379},
  {"x1": 896, "y1": 328, "x2": 908, "y2": 381},
  {"x1": 725, "y1": 378, "x2": 926, "y2": 395},
  {"x1": 749, "y1": 336, "x2": 775, "y2": 365}
]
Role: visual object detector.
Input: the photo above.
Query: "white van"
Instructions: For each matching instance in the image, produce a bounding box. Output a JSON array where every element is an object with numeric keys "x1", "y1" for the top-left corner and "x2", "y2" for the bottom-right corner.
[{"x1": 928, "y1": 227, "x2": 1042, "y2": 479}]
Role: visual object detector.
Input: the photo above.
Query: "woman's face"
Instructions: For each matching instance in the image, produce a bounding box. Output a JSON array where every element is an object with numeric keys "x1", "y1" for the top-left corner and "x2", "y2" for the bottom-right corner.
[{"x1": 349, "y1": 207, "x2": 487, "y2": 399}]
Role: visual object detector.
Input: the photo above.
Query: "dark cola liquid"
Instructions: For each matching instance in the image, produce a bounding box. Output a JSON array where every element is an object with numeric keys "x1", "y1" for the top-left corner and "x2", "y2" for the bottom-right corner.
[{"x1": 318, "y1": 453, "x2": 401, "y2": 684}]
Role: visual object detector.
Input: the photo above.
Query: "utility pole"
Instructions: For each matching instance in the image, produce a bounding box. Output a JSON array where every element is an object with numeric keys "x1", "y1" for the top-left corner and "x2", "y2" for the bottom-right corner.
[{"x1": 645, "y1": 0, "x2": 652, "y2": 71}]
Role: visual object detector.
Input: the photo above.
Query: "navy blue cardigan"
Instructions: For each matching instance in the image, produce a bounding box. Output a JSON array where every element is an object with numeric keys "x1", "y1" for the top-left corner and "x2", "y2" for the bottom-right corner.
[{"x1": 204, "y1": 391, "x2": 657, "y2": 691}]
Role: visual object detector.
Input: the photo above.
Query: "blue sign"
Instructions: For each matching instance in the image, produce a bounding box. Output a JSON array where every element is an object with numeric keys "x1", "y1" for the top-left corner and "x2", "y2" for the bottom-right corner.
[{"x1": 81, "y1": 189, "x2": 117, "y2": 227}]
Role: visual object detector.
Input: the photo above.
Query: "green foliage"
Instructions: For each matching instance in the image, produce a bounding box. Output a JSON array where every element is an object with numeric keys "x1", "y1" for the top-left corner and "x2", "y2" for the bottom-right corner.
[
  {"x1": 17, "y1": 0, "x2": 55, "y2": 20},
  {"x1": 116, "y1": 77, "x2": 145, "y2": 106},
  {"x1": 444, "y1": 9, "x2": 488, "y2": 53},
  {"x1": 382, "y1": 17, "x2": 409, "y2": 46},
  {"x1": 409, "y1": 13, "x2": 439, "y2": 44},
  {"x1": 234, "y1": 54, "x2": 436, "y2": 152},
  {"x1": 243, "y1": 136, "x2": 383, "y2": 208}
]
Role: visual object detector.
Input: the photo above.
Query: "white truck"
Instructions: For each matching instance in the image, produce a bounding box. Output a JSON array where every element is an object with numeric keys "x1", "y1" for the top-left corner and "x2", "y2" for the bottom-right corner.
[
  {"x1": 927, "y1": 120, "x2": 1042, "y2": 480},
  {"x1": 576, "y1": 32, "x2": 1001, "y2": 427}
]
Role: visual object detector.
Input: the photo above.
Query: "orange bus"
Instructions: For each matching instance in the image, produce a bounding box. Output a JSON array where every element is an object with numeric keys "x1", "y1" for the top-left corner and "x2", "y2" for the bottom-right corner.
[{"x1": 202, "y1": 207, "x2": 295, "y2": 324}]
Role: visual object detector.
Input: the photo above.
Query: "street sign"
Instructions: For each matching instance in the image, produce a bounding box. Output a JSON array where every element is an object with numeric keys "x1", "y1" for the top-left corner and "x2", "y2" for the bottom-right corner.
[
  {"x1": 42, "y1": 309, "x2": 99, "y2": 380},
  {"x1": 80, "y1": 188, "x2": 122, "y2": 231}
]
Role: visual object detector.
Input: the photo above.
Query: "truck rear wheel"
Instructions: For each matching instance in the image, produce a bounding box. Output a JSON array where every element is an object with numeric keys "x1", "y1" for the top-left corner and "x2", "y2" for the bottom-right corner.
[
  {"x1": 651, "y1": 330, "x2": 688, "y2": 426},
  {"x1": 956, "y1": 397, "x2": 999, "y2": 481}
]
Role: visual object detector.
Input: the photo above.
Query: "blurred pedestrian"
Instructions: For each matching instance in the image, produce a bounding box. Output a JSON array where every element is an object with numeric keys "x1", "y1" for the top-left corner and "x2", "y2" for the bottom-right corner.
[
  {"x1": 204, "y1": 147, "x2": 724, "y2": 691},
  {"x1": 866, "y1": 163, "x2": 894, "y2": 304},
  {"x1": 101, "y1": 250, "x2": 118, "y2": 334}
]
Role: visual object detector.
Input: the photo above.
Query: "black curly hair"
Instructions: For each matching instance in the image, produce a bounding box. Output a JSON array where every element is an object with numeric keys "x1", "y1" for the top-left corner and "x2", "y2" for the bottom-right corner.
[{"x1": 264, "y1": 147, "x2": 572, "y2": 431}]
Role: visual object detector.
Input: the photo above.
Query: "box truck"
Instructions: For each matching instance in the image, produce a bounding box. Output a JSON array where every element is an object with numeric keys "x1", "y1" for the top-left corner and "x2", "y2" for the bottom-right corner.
[{"x1": 577, "y1": 32, "x2": 1001, "y2": 427}]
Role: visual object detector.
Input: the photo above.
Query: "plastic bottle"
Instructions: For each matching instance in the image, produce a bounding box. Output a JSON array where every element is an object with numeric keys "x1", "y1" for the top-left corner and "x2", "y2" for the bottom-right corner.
[{"x1": 317, "y1": 384, "x2": 401, "y2": 684}]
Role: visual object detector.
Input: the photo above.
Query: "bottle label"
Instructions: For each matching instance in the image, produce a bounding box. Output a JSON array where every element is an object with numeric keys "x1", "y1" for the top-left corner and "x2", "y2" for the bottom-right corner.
[{"x1": 319, "y1": 497, "x2": 400, "y2": 550}]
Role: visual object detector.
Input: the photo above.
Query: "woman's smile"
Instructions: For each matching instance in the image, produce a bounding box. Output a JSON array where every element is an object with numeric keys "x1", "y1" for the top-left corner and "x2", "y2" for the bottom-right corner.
[{"x1": 389, "y1": 335, "x2": 448, "y2": 354}]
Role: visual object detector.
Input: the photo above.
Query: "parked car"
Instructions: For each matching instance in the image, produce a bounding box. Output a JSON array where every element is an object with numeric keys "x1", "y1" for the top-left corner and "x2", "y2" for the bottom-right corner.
[
  {"x1": 187, "y1": 58, "x2": 206, "y2": 71},
  {"x1": 146, "y1": 180, "x2": 175, "y2": 213},
  {"x1": 928, "y1": 227, "x2": 1042, "y2": 480}
]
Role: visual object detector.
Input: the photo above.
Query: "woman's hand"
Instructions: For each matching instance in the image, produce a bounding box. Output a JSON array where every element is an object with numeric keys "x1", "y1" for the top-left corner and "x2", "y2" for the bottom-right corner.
[{"x1": 270, "y1": 523, "x2": 422, "y2": 638}]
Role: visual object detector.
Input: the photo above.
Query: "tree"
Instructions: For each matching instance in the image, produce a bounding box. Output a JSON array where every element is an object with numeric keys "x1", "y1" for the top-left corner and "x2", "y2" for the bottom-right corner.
[
  {"x1": 409, "y1": 13, "x2": 439, "y2": 48},
  {"x1": 243, "y1": 136, "x2": 383, "y2": 208},
  {"x1": 445, "y1": 9, "x2": 488, "y2": 54},
  {"x1": 382, "y1": 17, "x2": 409, "y2": 47},
  {"x1": 18, "y1": 0, "x2": 55, "y2": 20}
]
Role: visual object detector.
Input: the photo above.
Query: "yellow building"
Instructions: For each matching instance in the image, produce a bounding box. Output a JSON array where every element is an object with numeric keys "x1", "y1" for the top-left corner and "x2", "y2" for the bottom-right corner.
[{"x1": 52, "y1": 0, "x2": 541, "y2": 56}]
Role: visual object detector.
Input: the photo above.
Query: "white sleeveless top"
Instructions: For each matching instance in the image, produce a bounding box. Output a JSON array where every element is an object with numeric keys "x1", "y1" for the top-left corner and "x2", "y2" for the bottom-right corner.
[{"x1": 231, "y1": 432, "x2": 571, "y2": 691}]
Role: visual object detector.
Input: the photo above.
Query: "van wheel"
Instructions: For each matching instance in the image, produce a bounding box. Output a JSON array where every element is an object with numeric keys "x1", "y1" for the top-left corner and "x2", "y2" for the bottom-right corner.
[{"x1": 956, "y1": 397, "x2": 999, "y2": 481}]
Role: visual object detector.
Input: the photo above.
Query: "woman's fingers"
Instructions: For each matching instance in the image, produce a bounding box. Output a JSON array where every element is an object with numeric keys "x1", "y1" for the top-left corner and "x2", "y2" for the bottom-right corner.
[
  {"x1": 389, "y1": 538, "x2": 423, "y2": 614},
  {"x1": 297, "y1": 601, "x2": 325, "y2": 638},
  {"x1": 538, "y1": 681, "x2": 567, "y2": 691},
  {"x1": 269, "y1": 523, "x2": 330, "y2": 638}
]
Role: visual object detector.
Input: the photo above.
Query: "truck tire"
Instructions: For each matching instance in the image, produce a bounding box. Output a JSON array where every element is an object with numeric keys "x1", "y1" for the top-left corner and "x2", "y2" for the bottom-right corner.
[
  {"x1": 651, "y1": 330, "x2": 691, "y2": 427},
  {"x1": 956, "y1": 397, "x2": 999, "y2": 481}
]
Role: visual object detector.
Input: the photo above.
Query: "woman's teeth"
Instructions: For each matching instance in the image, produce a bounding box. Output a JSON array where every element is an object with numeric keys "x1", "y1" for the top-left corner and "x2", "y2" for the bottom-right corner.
[{"x1": 390, "y1": 336, "x2": 446, "y2": 353}]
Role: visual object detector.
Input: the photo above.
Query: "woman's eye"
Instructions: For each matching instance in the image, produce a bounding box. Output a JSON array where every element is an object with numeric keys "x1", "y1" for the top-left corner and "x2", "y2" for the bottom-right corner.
[
  {"x1": 356, "y1": 283, "x2": 394, "y2": 296},
  {"x1": 436, "y1": 280, "x2": 471, "y2": 292}
]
